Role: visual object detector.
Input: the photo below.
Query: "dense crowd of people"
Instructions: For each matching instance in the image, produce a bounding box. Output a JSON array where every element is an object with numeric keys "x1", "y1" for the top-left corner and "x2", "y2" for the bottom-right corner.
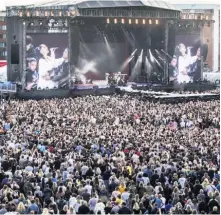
[{"x1": 0, "y1": 95, "x2": 219, "y2": 215}]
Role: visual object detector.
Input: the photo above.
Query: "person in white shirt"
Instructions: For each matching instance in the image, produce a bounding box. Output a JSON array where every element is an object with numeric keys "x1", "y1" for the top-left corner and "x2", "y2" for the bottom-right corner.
[
  {"x1": 121, "y1": 189, "x2": 130, "y2": 202},
  {"x1": 142, "y1": 173, "x2": 150, "y2": 186},
  {"x1": 132, "y1": 153, "x2": 139, "y2": 164},
  {"x1": 178, "y1": 174, "x2": 186, "y2": 189},
  {"x1": 37, "y1": 44, "x2": 64, "y2": 89},
  {"x1": 94, "y1": 200, "x2": 105, "y2": 215},
  {"x1": 84, "y1": 181, "x2": 92, "y2": 195},
  {"x1": 69, "y1": 195, "x2": 77, "y2": 208},
  {"x1": 177, "y1": 44, "x2": 198, "y2": 83},
  {"x1": 159, "y1": 194, "x2": 166, "y2": 212}
]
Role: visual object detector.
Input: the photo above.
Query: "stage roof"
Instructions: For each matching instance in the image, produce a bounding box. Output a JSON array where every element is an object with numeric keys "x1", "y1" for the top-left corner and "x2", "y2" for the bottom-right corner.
[{"x1": 31, "y1": 0, "x2": 179, "y2": 11}]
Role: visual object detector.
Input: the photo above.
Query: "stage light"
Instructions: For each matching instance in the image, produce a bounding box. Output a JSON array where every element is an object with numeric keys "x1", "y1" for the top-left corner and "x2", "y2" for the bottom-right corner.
[
  {"x1": 27, "y1": 12, "x2": 30, "y2": 17},
  {"x1": 19, "y1": 12, "x2": 23, "y2": 17},
  {"x1": 107, "y1": 18, "x2": 110, "y2": 24},
  {"x1": 51, "y1": 11, "x2": 54, "y2": 16},
  {"x1": 114, "y1": 18, "x2": 117, "y2": 24},
  {"x1": 129, "y1": 19, "x2": 132, "y2": 24},
  {"x1": 155, "y1": 19, "x2": 159, "y2": 24},
  {"x1": 30, "y1": 22, "x2": 34, "y2": 26},
  {"x1": 44, "y1": 11, "x2": 48, "y2": 16},
  {"x1": 121, "y1": 19, "x2": 125, "y2": 24},
  {"x1": 67, "y1": 11, "x2": 70, "y2": 16},
  {"x1": 205, "y1": 16, "x2": 208, "y2": 20},
  {"x1": 59, "y1": 11, "x2": 62, "y2": 16},
  {"x1": 135, "y1": 19, "x2": 138, "y2": 24},
  {"x1": 36, "y1": 11, "x2": 39, "y2": 16},
  {"x1": 39, "y1": 20, "x2": 43, "y2": 25},
  {"x1": 142, "y1": 19, "x2": 146, "y2": 24},
  {"x1": 149, "y1": 19, "x2": 152, "y2": 24}
]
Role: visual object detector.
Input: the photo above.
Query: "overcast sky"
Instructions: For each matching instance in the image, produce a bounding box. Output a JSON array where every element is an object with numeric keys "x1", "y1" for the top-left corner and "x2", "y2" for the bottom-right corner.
[{"x1": 0, "y1": 0, "x2": 220, "y2": 10}]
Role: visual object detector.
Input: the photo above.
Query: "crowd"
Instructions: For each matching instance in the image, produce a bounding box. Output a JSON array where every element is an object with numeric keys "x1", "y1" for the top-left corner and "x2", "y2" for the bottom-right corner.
[{"x1": 0, "y1": 95, "x2": 219, "y2": 215}]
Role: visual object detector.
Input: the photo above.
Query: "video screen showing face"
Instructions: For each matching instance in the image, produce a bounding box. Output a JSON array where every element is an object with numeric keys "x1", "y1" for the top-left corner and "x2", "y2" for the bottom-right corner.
[
  {"x1": 169, "y1": 34, "x2": 203, "y2": 84},
  {"x1": 25, "y1": 34, "x2": 68, "y2": 90}
]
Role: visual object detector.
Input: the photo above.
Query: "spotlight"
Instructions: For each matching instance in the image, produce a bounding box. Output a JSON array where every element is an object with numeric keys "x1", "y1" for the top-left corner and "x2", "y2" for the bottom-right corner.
[
  {"x1": 27, "y1": 12, "x2": 30, "y2": 17},
  {"x1": 121, "y1": 18, "x2": 125, "y2": 24},
  {"x1": 107, "y1": 18, "x2": 110, "y2": 24},
  {"x1": 155, "y1": 19, "x2": 159, "y2": 24},
  {"x1": 142, "y1": 19, "x2": 146, "y2": 24},
  {"x1": 39, "y1": 21, "x2": 43, "y2": 25},
  {"x1": 19, "y1": 12, "x2": 23, "y2": 17},
  {"x1": 59, "y1": 11, "x2": 62, "y2": 16},
  {"x1": 129, "y1": 19, "x2": 132, "y2": 24},
  {"x1": 30, "y1": 22, "x2": 34, "y2": 26},
  {"x1": 149, "y1": 20, "x2": 152, "y2": 24},
  {"x1": 36, "y1": 11, "x2": 39, "y2": 16},
  {"x1": 44, "y1": 11, "x2": 48, "y2": 16},
  {"x1": 135, "y1": 19, "x2": 138, "y2": 24},
  {"x1": 205, "y1": 16, "x2": 208, "y2": 20},
  {"x1": 114, "y1": 18, "x2": 118, "y2": 24}
]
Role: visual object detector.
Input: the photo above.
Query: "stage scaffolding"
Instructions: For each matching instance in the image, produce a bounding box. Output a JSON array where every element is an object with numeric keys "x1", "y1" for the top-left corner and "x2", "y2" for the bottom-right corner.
[{"x1": 6, "y1": 0, "x2": 181, "y2": 90}]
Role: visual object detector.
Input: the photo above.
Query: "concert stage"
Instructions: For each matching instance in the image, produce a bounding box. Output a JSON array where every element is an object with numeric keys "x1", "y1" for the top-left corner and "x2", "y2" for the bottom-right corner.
[
  {"x1": 6, "y1": 0, "x2": 181, "y2": 90},
  {"x1": 13, "y1": 80, "x2": 218, "y2": 100},
  {"x1": 119, "y1": 85, "x2": 219, "y2": 103}
]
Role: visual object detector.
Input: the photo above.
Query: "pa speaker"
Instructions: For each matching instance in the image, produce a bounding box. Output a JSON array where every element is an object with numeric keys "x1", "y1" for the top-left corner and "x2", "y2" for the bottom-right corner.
[{"x1": 11, "y1": 44, "x2": 19, "y2": 64}]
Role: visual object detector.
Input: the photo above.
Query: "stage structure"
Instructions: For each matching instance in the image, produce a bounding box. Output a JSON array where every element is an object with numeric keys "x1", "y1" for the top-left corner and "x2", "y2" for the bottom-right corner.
[{"x1": 6, "y1": 0, "x2": 182, "y2": 90}]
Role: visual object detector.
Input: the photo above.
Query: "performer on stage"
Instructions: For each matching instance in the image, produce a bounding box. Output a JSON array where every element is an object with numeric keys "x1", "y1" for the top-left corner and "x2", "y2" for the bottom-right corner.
[
  {"x1": 176, "y1": 44, "x2": 198, "y2": 83},
  {"x1": 37, "y1": 44, "x2": 64, "y2": 89}
]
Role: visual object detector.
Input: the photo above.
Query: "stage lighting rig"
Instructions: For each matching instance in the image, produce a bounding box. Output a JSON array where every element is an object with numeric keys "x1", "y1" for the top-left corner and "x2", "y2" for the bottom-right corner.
[
  {"x1": 106, "y1": 18, "x2": 110, "y2": 24},
  {"x1": 142, "y1": 19, "x2": 146, "y2": 24},
  {"x1": 121, "y1": 19, "x2": 125, "y2": 24},
  {"x1": 129, "y1": 19, "x2": 132, "y2": 24},
  {"x1": 114, "y1": 18, "x2": 118, "y2": 24},
  {"x1": 135, "y1": 19, "x2": 138, "y2": 24},
  {"x1": 149, "y1": 19, "x2": 152, "y2": 24}
]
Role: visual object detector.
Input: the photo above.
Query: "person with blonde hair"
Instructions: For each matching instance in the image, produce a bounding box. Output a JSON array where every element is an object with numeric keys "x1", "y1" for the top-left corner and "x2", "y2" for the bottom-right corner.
[
  {"x1": 42, "y1": 208, "x2": 50, "y2": 215},
  {"x1": 16, "y1": 202, "x2": 27, "y2": 214}
]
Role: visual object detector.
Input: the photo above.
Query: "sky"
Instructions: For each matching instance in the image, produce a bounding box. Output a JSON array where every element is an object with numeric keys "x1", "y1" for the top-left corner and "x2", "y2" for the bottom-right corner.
[{"x1": 0, "y1": 0, "x2": 220, "y2": 10}]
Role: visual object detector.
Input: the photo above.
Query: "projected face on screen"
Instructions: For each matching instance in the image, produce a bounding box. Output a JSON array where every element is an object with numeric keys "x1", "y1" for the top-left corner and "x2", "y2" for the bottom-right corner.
[
  {"x1": 169, "y1": 41, "x2": 203, "y2": 84},
  {"x1": 25, "y1": 34, "x2": 69, "y2": 90}
]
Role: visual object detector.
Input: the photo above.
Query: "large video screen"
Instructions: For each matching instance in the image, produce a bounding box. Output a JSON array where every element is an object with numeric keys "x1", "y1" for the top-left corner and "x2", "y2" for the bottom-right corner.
[
  {"x1": 169, "y1": 34, "x2": 203, "y2": 84},
  {"x1": 76, "y1": 42, "x2": 126, "y2": 83},
  {"x1": 25, "y1": 34, "x2": 68, "y2": 90}
]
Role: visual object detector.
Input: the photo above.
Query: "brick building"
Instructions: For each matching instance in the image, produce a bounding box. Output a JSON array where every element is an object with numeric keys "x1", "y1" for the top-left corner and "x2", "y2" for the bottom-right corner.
[{"x1": 0, "y1": 10, "x2": 6, "y2": 60}]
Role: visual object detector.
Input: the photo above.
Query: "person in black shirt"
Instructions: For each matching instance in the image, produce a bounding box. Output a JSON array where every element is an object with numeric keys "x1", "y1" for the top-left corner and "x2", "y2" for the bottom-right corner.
[
  {"x1": 25, "y1": 58, "x2": 38, "y2": 90},
  {"x1": 118, "y1": 202, "x2": 132, "y2": 214},
  {"x1": 168, "y1": 56, "x2": 178, "y2": 84},
  {"x1": 51, "y1": 48, "x2": 69, "y2": 88},
  {"x1": 189, "y1": 47, "x2": 202, "y2": 82},
  {"x1": 26, "y1": 35, "x2": 36, "y2": 59}
]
